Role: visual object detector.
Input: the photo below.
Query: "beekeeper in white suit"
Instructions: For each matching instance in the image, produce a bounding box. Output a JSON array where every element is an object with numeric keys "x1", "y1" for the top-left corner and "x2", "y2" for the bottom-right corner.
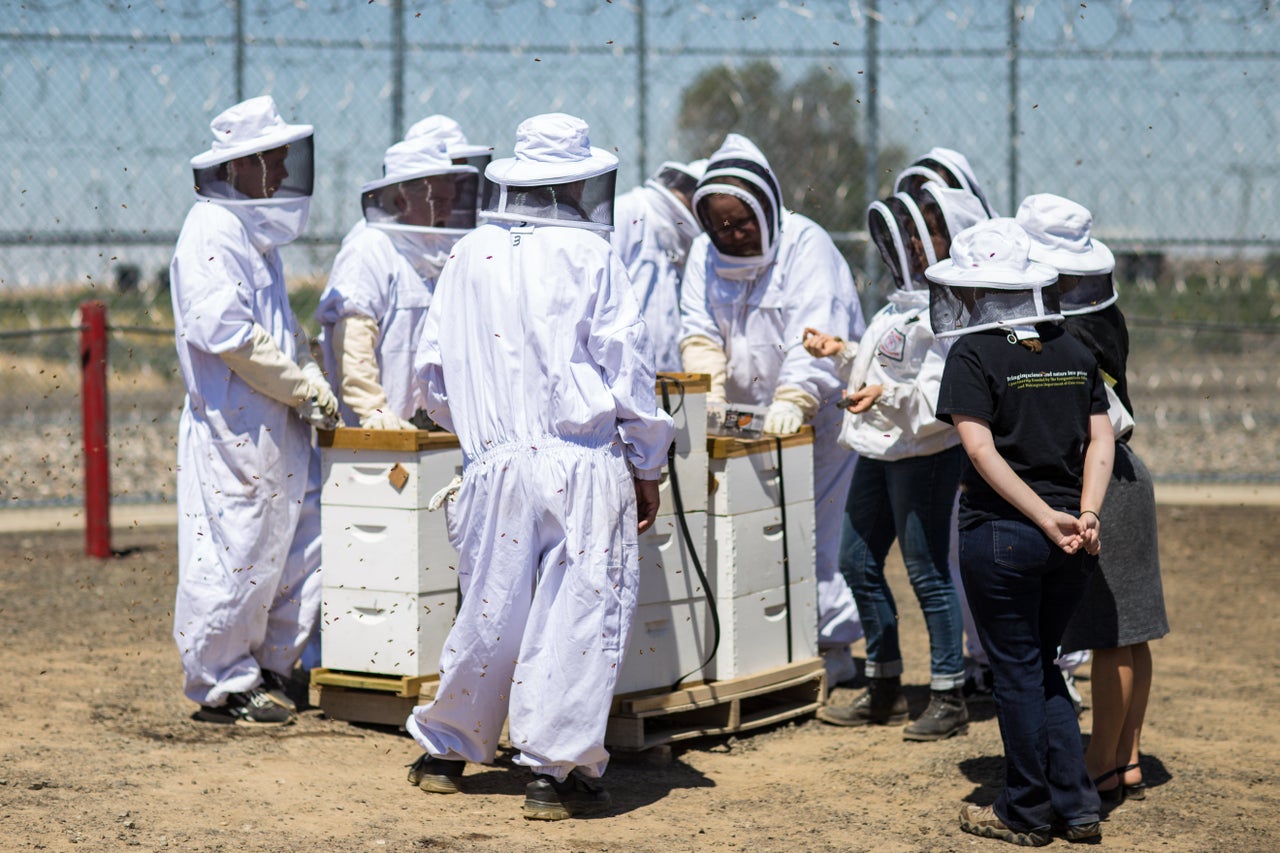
[
  {"x1": 611, "y1": 159, "x2": 708, "y2": 372},
  {"x1": 315, "y1": 132, "x2": 480, "y2": 428},
  {"x1": 170, "y1": 95, "x2": 337, "y2": 726},
  {"x1": 679, "y1": 133, "x2": 867, "y2": 686},
  {"x1": 404, "y1": 113, "x2": 674, "y2": 821},
  {"x1": 405, "y1": 114, "x2": 495, "y2": 211}
]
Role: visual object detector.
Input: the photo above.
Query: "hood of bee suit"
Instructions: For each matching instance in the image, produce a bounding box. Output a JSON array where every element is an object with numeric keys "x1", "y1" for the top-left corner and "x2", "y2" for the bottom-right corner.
[{"x1": 692, "y1": 134, "x2": 784, "y2": 281}]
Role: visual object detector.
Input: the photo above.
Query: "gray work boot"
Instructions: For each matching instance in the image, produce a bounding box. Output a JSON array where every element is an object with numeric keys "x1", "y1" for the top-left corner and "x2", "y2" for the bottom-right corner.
[
  {"x1": 903, "y1": 687, "x2": 970, "y2": 741},
  {"x1": 816, "y1": 676, "x2": 908, "y2": 727}
]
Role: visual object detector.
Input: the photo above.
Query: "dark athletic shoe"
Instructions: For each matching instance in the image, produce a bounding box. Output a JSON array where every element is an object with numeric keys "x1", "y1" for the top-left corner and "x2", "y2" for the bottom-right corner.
[
  {"x1": 194, "y1": 687, "x2": 296, "y2": 727},
  {"x1": 260, "y1": 669, "x2": 299, "y2": 712},
  {"x1": 959, "y1": 804, "x2": 1051, "y2": 847},
  {"x1": 406, "y1": 754, "x2": 465, "y2": 794},
  {"x1": 522, "y1": 770, "x2": 611, "y2": 821}
]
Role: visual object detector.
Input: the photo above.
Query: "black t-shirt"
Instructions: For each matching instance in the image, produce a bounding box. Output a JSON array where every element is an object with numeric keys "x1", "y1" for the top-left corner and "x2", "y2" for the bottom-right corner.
[{"x1": 937, "y1": 324, "x2": 1110, "y2": 528}]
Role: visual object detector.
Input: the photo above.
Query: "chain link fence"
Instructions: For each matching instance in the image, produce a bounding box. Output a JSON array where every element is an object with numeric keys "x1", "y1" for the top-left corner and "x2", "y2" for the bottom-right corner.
[{"x1": 2, "y1": 0, "x2": 1277, "y2": 508}]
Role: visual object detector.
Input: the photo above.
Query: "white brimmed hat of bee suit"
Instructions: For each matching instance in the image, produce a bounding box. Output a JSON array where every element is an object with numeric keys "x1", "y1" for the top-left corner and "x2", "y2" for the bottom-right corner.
[
  {"x1": 483, "y1": 113, "x2": 618, "y2": 232},
  {"x1": 924, "y1": 218, "x2": 1062, "y2": 338},
  {"x1": 189, "y1": 95, "x2": 314, "y2": 249},
  {"x1": 1016, "y1": 193, "x2": 1118, "y2": 316}
]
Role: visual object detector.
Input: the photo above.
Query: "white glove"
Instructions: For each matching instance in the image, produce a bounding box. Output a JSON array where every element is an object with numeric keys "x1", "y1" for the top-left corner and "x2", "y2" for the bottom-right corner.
[
  {"x1": 300, "y1": 358, "x2": 340, "y2": 421},
  {"x1": 296, "y1": 396, "x2": 340, "y2": 431},
  {"x1": 763, "y1": 400, "x2": 804, "y2": 435},
  {"x1": 333, "y1": 315, "x2": 397, "y2": 426},
  {"x1": 427, "y1": 474, "x2": 463, "y2": 511},
  {"x1": 679, "y1": 335, "x2": 728, "y2": 401},
  {"x1": 360, "y1": 409, "x2": 415, "y2": 431}
]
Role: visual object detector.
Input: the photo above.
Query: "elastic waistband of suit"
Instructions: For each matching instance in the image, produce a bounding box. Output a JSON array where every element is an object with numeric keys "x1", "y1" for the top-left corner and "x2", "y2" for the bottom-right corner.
[{"x1": 464, "y1": 434, "x2": 624, "y2": 470}]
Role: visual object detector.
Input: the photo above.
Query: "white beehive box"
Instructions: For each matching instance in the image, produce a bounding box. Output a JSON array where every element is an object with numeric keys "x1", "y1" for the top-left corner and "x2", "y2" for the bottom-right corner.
[
  {"x1": 318, "y1": 428, "x2": 464, "y2": 677},
  {"x1": 321, "y1": 504, "x2": 458, "y2": 594},
  {"x1": 636, "y1": 512, "x2": 709, "y2": 606},
  {"x1": 615, "y1": 597, "x2": 712, "y2": 695},
  {"x1": 707, "y1": 503, "x2": 815, "y2": 600},
  {"x1": 321, "y1": 430, "x2": 463, "y2": 511},
  {"x1": 653, "y1": 373, "x2": 710, "y2": 516},
  {"x1": 707, "y1": 428, "x2": 814, "y2": 516},
  {"x1": 320, "y1": 586, "x2": 459, "y2": 678},
  {"x1": 704, "y1": 576, "x2": 819, "y2": 681},
  {"x1": 615, "y1": 573, "x2": 820, "y2": 693}
]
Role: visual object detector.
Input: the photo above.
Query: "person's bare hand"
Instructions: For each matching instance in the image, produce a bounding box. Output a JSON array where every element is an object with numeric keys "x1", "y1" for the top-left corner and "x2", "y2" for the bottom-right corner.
[
  {"x1": 844, "y1": 384, "x2": 883, "y2": 414},
  {"x1": 1041, "y1": 510, "x2": 1085, "y2": 554},
  {"x1": 802, "y1": 327, "x2": 843, "y2": 358},
  {"x1": 635, "y1": 477, "x2": 660, "y2": 535},
  {"x1": 1078, "y1": 512, "x2": 1101, "y2": 556}
]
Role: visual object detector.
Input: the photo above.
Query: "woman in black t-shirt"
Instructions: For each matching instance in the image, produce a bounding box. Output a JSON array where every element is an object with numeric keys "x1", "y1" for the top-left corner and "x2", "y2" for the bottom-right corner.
[
  {"x1": 929, "y1": 218, "x2": 1114, "y2": 847},
  {"x1": 1018, "y1": 193, "x2": 1170, "y2": 808}
]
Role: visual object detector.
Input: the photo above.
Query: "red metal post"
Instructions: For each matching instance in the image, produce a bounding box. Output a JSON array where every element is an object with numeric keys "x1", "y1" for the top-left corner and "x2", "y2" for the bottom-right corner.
[{"x1": 80, "y1": 300, "x2": 111, "y2": 558}]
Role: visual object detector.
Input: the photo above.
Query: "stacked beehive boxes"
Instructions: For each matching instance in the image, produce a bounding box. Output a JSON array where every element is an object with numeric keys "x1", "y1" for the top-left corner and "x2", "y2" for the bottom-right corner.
[
  {"x1": 614, "y1": 374, "x2": 712, "y2": 695},
  {"x1": 318, "y1": 429, "x2": 463, "y2": 678},
  {"x1": 615, "y1": 373, "x2": 819, "y2": 694},
  {"x1": 704, "y1": 429, "x2": 817, "y2": 680}
]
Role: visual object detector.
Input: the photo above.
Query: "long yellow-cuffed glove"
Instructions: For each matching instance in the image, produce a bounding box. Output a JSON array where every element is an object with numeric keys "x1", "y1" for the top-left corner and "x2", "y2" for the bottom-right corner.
[
  {"x1": 764, "y1": 385, "x2": 819, "y2": 435},
  {"x1": 679, "y1": 335, "x2": 728, "y2": 402},
  {"x1": 333, "y1": 315, "x2": 414, "y2": 430},
  {"x1": 219, "y1": 323, "x2": 339, "y2": 429}
]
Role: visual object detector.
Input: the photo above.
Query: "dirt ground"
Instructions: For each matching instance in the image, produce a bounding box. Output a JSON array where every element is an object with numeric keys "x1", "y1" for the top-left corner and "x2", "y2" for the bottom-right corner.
[{"x1": 1, "y1": 504, "x2": 1277, "y2": 853}]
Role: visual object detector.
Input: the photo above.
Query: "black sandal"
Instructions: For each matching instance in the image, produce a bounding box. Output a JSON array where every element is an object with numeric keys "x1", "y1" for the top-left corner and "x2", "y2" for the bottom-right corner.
[
  {"x1": 1117, "y1": 762, "x2": 1146, "y2": 801},
  {"x1": 1092, "y1": 769, "x2": 1124, "y2": 805}
]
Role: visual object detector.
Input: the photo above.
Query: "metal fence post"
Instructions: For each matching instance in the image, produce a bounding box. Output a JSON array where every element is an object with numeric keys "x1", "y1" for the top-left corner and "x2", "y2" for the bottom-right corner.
[{"x1": 80, "y1": 301, "x2": 111, "y2": 558}]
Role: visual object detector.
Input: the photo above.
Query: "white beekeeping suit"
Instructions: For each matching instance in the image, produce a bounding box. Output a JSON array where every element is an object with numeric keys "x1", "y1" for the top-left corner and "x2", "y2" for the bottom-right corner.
[
  {"x1": 895, "y1": 146, "x2": 997, "y2": 217},
  {"x1": 678, "y1": 133, "x2": 867, "y2": 674},
  {"x1": 611, "y1": 159, "x2": 708, "y2": 372},
  {"x1": 315, "y1": 133, "x2": 480, "y2": 428},
  {"x1": 404, "y1": 113, "x2": 674, "y2": 819},
  {"x1": 170, "y1": 95, "x2": 338, "y2": 725}
]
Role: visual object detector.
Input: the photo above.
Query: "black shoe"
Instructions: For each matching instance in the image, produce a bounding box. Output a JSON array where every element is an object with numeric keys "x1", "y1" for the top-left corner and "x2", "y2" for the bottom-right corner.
[
  {"x1": 194, "y1": 687, "x2": 296, "y2": 726},
  {"x1": 407, "y1": 754, "x2": 465, "y2": 794},
  {"x1": 817, "y1": 676, "x2": 907, "y2": 727},
  {"x1": 963, "y1": 662, "x2": 994, "y2": 698},
  {"x1": 260, "y1": 669, "x2": 298, "y2": 712},
  {"x1": 1064, "y1": 821, "x2": 1102, "y2": 843},
  {"x1": 522, "y1": 770, "x2": 611, "y2": 821},
  {"x1": 903, "y1": 687, "x2": 970, "y2": 741}
]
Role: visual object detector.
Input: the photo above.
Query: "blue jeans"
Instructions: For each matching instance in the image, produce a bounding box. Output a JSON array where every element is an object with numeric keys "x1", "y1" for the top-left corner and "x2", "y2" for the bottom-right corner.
[
  {"x1": 959, "y1": 517, "x2": 1100, "y2": 833},
  {"x1": 838, "y1": 446, "x2": 965, "y2": 689}
]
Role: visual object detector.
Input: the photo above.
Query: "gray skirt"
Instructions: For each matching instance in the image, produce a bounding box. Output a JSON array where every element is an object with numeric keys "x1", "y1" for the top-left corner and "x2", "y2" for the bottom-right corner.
[{"x1": 1061, "y1": 442, "x2": 1170, "y2": 652}]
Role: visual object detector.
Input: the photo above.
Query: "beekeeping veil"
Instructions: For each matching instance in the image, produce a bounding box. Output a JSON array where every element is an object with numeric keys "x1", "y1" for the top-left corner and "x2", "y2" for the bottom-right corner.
[
  {"x1": 868, "y1": 183, "x2": 989, "y2": 290},
  {"x1": 190, "y1": 95, "x2": 314, "y2": 248},
  {"x1": 482, "y1": 112, "x2": 618, "y2": 232},
  {"x1": 924, "y1": 218, "x2": 1062, "y2": 338},
  {"x1": 1016, "y1": 193, "x2": 1118, "y2": 316},
  {"x1": 645, "y1": 159, "x2": 708, "y2": 248},
  {"x1": 895, "y1": 147, "x2": 996, "y2": 218},
  {"x1": 360, "y1": 135, "x2": 479, "y2": 278},
  {"x1": 406, "y1": 114, "x2": 496, "y2": 213},
  {"x1": 692, "y1": 134, "x2": 784, "y2": 281}
]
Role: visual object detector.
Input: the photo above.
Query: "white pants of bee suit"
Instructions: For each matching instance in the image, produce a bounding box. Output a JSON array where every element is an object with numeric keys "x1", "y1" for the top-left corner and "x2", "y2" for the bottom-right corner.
[
  {"x1": 406, "y1": 439, "x2": 638, "y2": 782},
  {"x1": 814, "y1": 404, "x2": 864, "y2": 649},
  {"x1": 174, "y1": 413, "x2": 324, "y2": 705}
]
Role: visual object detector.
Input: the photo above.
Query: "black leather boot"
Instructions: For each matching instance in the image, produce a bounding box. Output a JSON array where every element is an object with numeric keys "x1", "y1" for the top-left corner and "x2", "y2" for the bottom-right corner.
[
  {"x1": 903, "y1": 687, "x2": 969, "y2": 741},
  {"x1": 816, "y1": 675, "x2": 908, "y2": 726}
]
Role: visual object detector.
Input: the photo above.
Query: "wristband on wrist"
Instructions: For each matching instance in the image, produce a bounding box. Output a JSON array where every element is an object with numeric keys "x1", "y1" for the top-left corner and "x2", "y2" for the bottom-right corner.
[{"x1": 1080, "y1": 509, "x2": 1100, "y2": 522}]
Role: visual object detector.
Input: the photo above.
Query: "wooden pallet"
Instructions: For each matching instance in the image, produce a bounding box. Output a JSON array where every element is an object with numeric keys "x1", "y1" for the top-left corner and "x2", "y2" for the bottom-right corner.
[
  {"x1": 310, "y1": 668, "x2": 438, "y2": 728},
  {"x1": 604, "y1": 658, "x2": 826, "y2": 751}
]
